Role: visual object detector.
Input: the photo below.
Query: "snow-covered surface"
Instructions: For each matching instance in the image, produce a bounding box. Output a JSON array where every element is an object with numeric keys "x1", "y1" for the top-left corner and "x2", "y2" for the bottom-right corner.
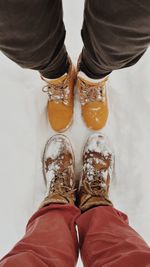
[{"x1": 0, "y1": 0, "x2": 150, "y2": 265}]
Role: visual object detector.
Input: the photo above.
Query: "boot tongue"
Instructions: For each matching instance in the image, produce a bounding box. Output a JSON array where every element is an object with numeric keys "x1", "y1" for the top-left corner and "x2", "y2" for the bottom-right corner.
[{"x1": 57, "y1": 152, "x2": 73, "y2": 172}]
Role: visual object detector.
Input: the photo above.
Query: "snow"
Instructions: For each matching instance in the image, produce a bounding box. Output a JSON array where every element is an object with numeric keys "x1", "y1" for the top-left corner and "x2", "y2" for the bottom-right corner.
[
  {"x1": 0, "y1": 0, "x2": 150, "y2": 266},
  {"x1": 82, "y1": 134, "x2": 114, "y2": 184},
  {"x1": 84, "y1": 133, "x2": 112, "y2": 154},
  {"x1": 45, "y1": 136, "x2": 64, "y2": 160}
]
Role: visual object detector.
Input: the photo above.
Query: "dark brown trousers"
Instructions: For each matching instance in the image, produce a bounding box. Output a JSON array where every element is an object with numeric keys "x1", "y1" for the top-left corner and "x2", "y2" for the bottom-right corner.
[{"x1": 0, "y1": 0, "x2": 150, "y2": 79}]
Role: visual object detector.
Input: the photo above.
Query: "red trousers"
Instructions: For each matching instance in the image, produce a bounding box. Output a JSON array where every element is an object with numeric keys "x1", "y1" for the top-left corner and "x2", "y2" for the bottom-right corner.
[{"x1": 0, "y1": 204, "x2": 150, "y2": 267}]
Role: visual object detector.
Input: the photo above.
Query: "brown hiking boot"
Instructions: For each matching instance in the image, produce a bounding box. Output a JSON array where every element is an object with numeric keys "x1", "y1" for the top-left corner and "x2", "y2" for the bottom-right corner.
[
  {"x1": 77, "y1": 72, "x2": 109, "y2": 131},
  {"x1": 42, "y1": 58, "x2": 76, "y2": 132},
  {"x1": 40, "y1": 134, "x2": 76, "y2": 208},
  {"x1": 78, "y1": 133, "x2": 114, "y2": 212}
]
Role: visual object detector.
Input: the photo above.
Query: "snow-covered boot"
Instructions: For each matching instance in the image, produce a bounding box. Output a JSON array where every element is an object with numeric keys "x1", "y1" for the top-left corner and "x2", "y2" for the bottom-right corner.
[
  {"x1": 79, "y1": 133, "x2": 114, "y2": 212},
  {"x1": 40, "y1": 134, "x2": 76, "y2": 207}
]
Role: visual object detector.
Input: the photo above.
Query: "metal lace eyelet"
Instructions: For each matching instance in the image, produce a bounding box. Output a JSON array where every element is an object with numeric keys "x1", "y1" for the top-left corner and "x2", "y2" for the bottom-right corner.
[{"x1": 42, "y1": 86, "x2": 49, "y2": 93}]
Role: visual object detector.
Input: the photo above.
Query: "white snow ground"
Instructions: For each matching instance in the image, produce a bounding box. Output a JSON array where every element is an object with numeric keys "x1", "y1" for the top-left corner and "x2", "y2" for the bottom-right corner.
[{"x1": 0, "y1": 1, "x2": 150, "y2": 266}]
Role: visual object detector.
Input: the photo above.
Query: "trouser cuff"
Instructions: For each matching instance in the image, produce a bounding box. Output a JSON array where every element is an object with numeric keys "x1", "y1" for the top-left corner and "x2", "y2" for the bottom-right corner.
[
  {"x1": 78, "y1": 48, "x2": 111, "y2": 79},
  {"x1": 40, "y1": 46, "x2": 69, "y2": 79}
]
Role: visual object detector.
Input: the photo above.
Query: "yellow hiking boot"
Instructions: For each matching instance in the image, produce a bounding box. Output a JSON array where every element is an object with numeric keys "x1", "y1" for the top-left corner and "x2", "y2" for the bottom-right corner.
[
  {"x1": 77, "y1": 72, "x2": 109, "y2": 131},
  {"x1": 42, "y1": 59, "x2": 76, "y2": 132}
]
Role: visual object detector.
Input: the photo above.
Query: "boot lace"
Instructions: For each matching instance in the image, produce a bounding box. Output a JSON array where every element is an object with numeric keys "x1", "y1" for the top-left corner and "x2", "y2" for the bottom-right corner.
[
  {"x1": 79, "y1": 77, "x2": 108, "y2": 106},
  {"x1": 45, "y1": 153, "x2": 76, "y2": 201},
  {"x1": 49, "y1": 170, "x2": 76, "y2": 199},
  {"x1": 42, "y1": 76, "x2": 70, "y2": 105},
  {"x1": 82, "y1": 151, "x2": 112, "y2": 200}
]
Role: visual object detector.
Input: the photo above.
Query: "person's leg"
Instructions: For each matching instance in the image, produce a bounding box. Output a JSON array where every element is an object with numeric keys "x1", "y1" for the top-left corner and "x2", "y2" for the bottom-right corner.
[
  {"x1": 0, "y1": 204, "x2": 80, "y2": 267},
  {"x1": 0, "y1": 1, "x2": 75, "y2": 132},
  {"x1": 0, "y1": 0, "x2": 68, "y2": 79},
  {"x1": 77, "y1": 206, "x2": 150, "y2": 267},
  {"x1": 77, "y1": 133, "x2": 150, "y2": 266},
  {"x1": 0, "y1": 134, "x2": 81, "y2": 266},
  {"x1": 77, "y1": 0, "x2": 150, "y2": 131},
  {"x1": 79, "y1": 0, "x2": 150, "y2": 79}
]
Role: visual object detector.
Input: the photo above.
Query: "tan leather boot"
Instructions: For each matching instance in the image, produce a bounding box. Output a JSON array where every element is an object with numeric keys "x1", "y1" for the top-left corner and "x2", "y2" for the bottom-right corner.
[
  {"x1": 40, "y1": 134, "x2": 76, "y2": 208},
  {"x1": 77, "y1": 72, "x2": 109, "y2": 131},
  {"x1": 78, "y1": 133, "x2": 114, "y2": 212},
  {"x1": 42, "y1": 58, "x2": 76, "y2": 132}
]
